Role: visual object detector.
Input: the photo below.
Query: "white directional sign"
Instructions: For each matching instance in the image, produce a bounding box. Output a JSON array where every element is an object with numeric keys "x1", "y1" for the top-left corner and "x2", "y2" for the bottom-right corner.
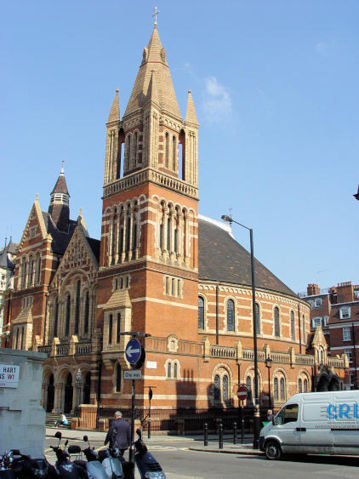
[
  {"x1": 124, "y1": 370, "x2": 142, "y2": 380},
  {"x1": 125, "y1": 338, "x2": 142, "y2": 365}
]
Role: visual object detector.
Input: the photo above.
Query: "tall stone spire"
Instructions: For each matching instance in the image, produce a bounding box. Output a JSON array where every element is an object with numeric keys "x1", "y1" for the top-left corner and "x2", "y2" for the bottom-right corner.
[
  {"x1": 107, "y1": 89, "x2": 120, "y2": 123},
  {"x1": 123, "y1": 26, "x2": 181, "y2": 120},
  {"x1": 185, "y1": 90, "x2": 199, "y2": 126},
  {"x1": 48, "y1": 163, "x2": 70, "y2": 232}
]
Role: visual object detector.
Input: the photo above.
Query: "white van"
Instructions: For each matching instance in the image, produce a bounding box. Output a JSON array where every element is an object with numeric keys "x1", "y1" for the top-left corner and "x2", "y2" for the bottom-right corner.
[{"x1": 259, "y1": 390, "x2": 359, "y2": 459}]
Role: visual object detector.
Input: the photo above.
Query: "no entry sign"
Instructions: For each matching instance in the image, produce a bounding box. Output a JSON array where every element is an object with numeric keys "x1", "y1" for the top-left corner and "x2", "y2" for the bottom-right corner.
[{"x1": 237, "y1": 385, "x2": 248, "y2": 401}]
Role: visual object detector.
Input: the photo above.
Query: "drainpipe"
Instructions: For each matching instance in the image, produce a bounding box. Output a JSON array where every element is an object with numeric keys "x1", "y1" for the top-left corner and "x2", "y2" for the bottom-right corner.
[
  {"x1": 43, "y1": 293, "x2": 49, "y2": 344},
  {"x1": 298, "y1": 303, "x2": 302, "y2": 354},
  {"x1": 96, "y1": 356, "x2": 102, "y2": 429},
  {"x1": 352, "y1": 321, "x2": 357, "y2": 389},
  {"x1": 216, "y1": 284, "x2": 219, "y2": 345}
]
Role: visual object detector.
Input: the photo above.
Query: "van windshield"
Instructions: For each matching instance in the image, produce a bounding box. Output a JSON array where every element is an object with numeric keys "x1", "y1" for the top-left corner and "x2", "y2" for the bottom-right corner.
[{"x1": 275, "y1": 404, "x2": 298, "y2": 425}]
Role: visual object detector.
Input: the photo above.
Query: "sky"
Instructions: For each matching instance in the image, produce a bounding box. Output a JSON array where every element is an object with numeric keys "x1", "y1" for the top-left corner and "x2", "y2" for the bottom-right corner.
[{"x1": 1, "y1": 0, "x2": 358, "y2": 295}]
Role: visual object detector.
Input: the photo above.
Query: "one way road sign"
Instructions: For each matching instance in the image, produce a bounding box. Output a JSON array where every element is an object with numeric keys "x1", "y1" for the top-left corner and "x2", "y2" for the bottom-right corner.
[{"x1": 125, "y1": 338, "x2": 142, "y2": 365}]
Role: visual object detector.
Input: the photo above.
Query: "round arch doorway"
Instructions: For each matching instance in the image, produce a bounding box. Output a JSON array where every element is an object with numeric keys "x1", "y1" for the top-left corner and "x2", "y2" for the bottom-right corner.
[{"x1": 64, "y1": 373, "x2": 73, "y2": 414}]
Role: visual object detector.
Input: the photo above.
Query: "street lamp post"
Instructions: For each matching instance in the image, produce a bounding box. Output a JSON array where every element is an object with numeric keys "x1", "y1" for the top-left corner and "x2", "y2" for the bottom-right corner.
[
  {"x1": 221, "y1": 214, "x2": 260, "y2": 449},
  {"x1": 265, "y1": 357, "x2": 273, "y2": 410}
]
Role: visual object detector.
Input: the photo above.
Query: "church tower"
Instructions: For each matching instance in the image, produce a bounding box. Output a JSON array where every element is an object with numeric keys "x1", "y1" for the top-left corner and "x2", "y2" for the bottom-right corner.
[{"x1": 97, "y1": 20, "x2": 200, "y2": 381}]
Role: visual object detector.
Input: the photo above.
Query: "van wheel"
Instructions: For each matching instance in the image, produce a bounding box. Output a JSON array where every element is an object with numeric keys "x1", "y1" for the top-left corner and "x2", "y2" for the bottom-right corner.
[{"x1": 265, "y1": 440, "x2": 282, "y2": 460}]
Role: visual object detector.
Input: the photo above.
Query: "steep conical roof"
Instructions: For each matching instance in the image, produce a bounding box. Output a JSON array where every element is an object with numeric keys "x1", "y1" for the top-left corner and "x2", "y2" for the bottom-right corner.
[
  {"x1": 107, "y1": 89, "x2": 120, "y2": 123},
  {"x1": 185, "y1": 90, "x2": 199, "y2": 125},
  {"x1": 50, "y1": 164, "x2": 69, "y2": 196},
  {"x1": 124, "y1": 26, "x2": 182, "y2": 120}
]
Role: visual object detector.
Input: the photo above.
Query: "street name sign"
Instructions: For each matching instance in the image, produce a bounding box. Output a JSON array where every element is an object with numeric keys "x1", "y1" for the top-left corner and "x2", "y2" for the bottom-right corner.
[{"x1": 124, "y1": 370, "x2": 142, "y2": 380}]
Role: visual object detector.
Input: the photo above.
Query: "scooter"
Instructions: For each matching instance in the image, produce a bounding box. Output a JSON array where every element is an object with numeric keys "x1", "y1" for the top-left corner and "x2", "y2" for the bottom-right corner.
[
  {"x1": 97, "y1": 445, "x2": 124, "y2": 479},
  {"x1": 0, "y1": 450, "x2": 20, "y2": 479},
  {"x1": 132, "y1": 429, "x2": 165, "y2": 479},
  {"x1": 75, "y1": 436, "x2": 107, "y2": 479},
  {"x1": 50, "y1": 432, "x2": 85, "y2": 479}
]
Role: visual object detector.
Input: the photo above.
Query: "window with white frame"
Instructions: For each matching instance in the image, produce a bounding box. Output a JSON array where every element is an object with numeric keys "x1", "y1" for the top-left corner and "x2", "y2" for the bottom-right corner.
[
  {"x1": 343, "y1": 326, "x2": 351, "y2": 341},
  {"x1": 340, "y1": 307, "x2": 351, "y2": 320},
  {"x1": 323, "y1": 316, "x2": 329, "y2": 327},
  {"x1": 314, "y1": 298, "x2": 322, "y2": 307},
  {"x1": 344, "y1": 349, "x2": 353, "y2": 364},
  {"x1": 312, "y1": 317, "x2": 322, "y2": 329}
]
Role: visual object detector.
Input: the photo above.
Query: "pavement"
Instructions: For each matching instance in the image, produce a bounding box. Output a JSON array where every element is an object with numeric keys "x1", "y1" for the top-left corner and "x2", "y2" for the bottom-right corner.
[{"x1": 45, "y1": 427, "x2": 263, "y2": 456}]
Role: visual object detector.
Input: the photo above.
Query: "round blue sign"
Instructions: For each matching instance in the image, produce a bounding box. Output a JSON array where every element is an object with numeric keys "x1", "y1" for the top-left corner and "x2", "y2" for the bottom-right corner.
[{"x1": 125, "y1": 338, "x2": 142, "y2": 365}]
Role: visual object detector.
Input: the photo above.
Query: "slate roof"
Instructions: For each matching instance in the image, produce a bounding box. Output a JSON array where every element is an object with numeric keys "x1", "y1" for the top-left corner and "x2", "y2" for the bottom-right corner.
[
  {"x1": 0, "y1": 248, "x2": 14, "y2": 269},
  {"x1": 50, "y1": 171, "x2": 69, "y2": 195},
  {"x1": 87, "y1": 237, "x2": 100, "y2": 262},
  {"x1": 198, "y1": 217, "x2": 297, "y2": 298},
  {"x1": 42, "y1": 212, "x2": 77, "y2": 255}
]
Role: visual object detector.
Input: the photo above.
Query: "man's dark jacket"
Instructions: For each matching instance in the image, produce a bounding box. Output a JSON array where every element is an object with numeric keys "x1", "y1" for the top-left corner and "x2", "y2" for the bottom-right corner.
[{"x1": 105, "y1": 418, "x2": 131, "y2": 449}]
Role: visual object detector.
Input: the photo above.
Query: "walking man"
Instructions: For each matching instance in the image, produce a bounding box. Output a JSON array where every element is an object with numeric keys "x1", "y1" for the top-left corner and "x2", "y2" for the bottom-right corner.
[{"x1": 104, "y1": 411, "x2": 131, "y2": 456}]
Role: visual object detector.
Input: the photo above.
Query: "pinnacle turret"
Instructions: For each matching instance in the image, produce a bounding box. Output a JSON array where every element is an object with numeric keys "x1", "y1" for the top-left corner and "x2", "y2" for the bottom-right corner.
[
  {"x1": 107, "y1": 89, "x2": 120, "y2": 123},
  {"x1": 185, "y1": 90, "x2": 199, "y2": 126},
  {"x1": 48, "y1": 163, "x2": 70, "y2": 232}
]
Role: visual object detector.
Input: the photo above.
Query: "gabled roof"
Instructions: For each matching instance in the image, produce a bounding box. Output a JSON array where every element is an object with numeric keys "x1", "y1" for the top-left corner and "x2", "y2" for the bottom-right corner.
[
  {"x1": 123, "y1": 26, "x2": 182, "y2": 120},
  {"x1": 42, "y1": 212, "x2": 77, "y2": 254},
  {"x1": 198, "y1": 217, "x2": 297, "y2": 298}
]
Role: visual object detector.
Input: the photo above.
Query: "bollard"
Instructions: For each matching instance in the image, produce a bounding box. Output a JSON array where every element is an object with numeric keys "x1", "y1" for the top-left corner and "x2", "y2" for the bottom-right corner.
[
  {"x1": 218, "y1": 421, "x2": 223, "y2": 449},
  {"x1": 204, "y1": 422, "x2": 208, "y2": 446},
  {"x1": 233, "y1": 421, "x2": 237, "y2": 444}
]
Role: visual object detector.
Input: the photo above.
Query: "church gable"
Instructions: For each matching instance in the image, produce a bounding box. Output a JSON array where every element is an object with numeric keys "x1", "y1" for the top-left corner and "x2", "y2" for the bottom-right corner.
[
  {"x1": 18, "y1": 198, "x2": 47, "y2": 252},
  {"x1": 51, "y1": 223, "x2": 99, "y2": 290}
]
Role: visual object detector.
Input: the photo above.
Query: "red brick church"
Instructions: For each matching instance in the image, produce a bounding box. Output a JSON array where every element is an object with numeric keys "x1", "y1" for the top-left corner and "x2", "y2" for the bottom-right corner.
[{"x1": 4, "y1": 22, "x2": 347, "y2": 430}]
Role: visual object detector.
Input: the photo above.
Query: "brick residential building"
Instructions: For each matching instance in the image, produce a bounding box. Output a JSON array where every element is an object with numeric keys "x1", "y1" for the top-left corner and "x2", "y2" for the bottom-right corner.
[
  {"x1": 303, "y1": 282, "x2": 357, "y2": 388},
  {"x1": 4, "y1": 23, "x2": 347, "y2": 430}
]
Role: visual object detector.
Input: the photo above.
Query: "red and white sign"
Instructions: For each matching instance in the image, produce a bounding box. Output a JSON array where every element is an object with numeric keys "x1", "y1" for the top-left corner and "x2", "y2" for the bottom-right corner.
[{"x1": 237, "y1": 385, "x2": 248, "y2": 401}]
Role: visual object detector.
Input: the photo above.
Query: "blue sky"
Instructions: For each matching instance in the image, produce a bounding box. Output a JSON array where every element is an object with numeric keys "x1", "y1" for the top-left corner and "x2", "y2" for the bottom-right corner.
[{"x1": 1, "y1": 0, "x2": 358, "y2": 294}]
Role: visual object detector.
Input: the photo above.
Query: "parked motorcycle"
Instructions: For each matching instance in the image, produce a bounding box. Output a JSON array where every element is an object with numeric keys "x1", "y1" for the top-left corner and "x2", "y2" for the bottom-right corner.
[
  {"x1": 132, "y1": 429, "x2": 165, "y2": 479},
  {"x1": 0, "y1": 450, "x2": 20, "y2": 479},
  {"x1": 50, "y1": 432, "x2": 85, "y2": 479}
]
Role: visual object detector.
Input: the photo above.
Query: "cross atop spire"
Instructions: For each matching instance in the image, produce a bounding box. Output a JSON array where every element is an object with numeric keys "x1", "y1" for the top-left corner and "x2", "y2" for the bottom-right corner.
[
  {"x1": 152, "y1": 6, "x2": 160, "y2": 26},
  {"x1": 61, "y1": 160, "x2": 65, "y2": 175}
]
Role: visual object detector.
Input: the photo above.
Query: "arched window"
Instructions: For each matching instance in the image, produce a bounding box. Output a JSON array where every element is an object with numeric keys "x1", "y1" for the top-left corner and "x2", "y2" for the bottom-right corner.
[
  {"x1": 74, "y1": 280, "x2": 81, "y2": 335},
  {"x1": 65, "y1": 295, "x2": 71, "y2": 337},
  {"x1": 304, "y1": 378, "x2": 308, "y2": 392},
  {"x1": 21, "y1": 259, "x2": 26, "y2": 289},
  {"x1": 173, "y1": 362, "x2": 178, "y2": 379},
  {"x1": 227, "y1": 299, "x2": 235, "y2": 332},
  {"x1": 167, "y1": 362, "x2": 171, "y2": 378},
  {"x1": 28, "y1": 256, "x2": 34, "y2": 287},
  {"x1": 302, "y1": 314, "x2": 306, "y2": 343},
  {"x1": 83, "y1": 372, "x2": 91, "y2": 404},
  {"x1": 274, "y1": 307, "x2": 280, "y2": 337},
  {"x1": 274, "y1": 377, "x2": 279, "y2": 401},
  {"x1": 167, "y1": 216, "x2": 171, "y2": 251},
  {"x1": 20, "y1": 327, "x2": 25, "y2": 349},
  {"x1": 280, "y1": 377, "x2": 285, "y2": 400},
  {"x1": 223, "y1": 374, "x2": 229, "y2": 401},
  {"x1": 198, "y1": 296, "x2": 204, "y2": 329},
  {"x1": 290, "y1": 311, "x2": 295, "y2": 341},
  {"x1": 108, "y1": 314, "x2": 113, "y2": 345},
  {"x1": 116, "y1": 364, "x2": 121, "y2": 392},
  {"x1": 125, "y1": 134, "x2": 131, "y2": 171},
  {"x1": 54, "y1": 299, "x2": 59, "y2": 337},
  {"x1": 165, "y1": 132, "x2": 169, "y2": 168},
  {"x1": 35, "y1": 253, "x2": 41, "y2": 284},
  {"x1": 255, "y1": 302, "x2": 261, "y2": 334},
  {"x1": 132, "y1": 132, "x2": 138, "y2": 167},
  {"x1": 116, "y1": 313, "x2": 121, "y2": 343},
  {"x1": 84, "y1": 292, "x2": 89, "y2": 335},
  {"x1": 214, "y1": 374, "x2": 220, "y2": 401},
  {"x1": 298, "y1": 378, "x2": 302, "y2": 393},
  {"x1": 172, "y1": 135, "x2": 177, "y2": 170},
  {"x1": 246, "y1": 375, "x2": 253, "y2": 404}
]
